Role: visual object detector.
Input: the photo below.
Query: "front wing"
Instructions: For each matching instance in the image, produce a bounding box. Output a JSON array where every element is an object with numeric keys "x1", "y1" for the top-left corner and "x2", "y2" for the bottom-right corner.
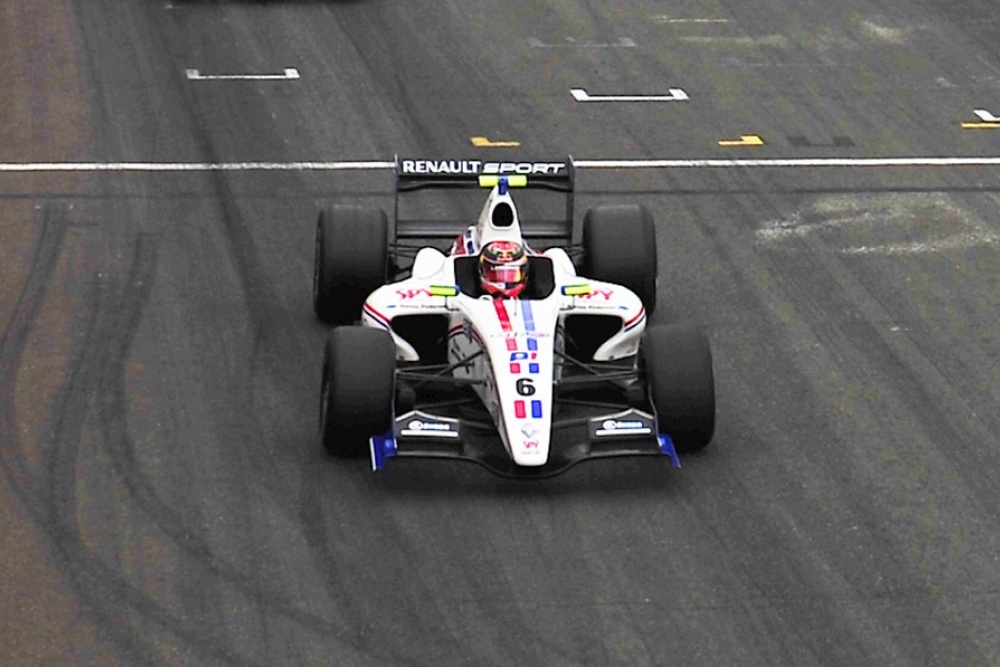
[{"x1": 370, "y1": 408, "x2": 680, "y2": 479}]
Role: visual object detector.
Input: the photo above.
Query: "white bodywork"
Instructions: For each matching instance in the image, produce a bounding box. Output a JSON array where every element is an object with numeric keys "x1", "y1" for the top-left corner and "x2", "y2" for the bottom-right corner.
[{"x1": 362, "y1": 185, "x2": 647, "y2": 467}]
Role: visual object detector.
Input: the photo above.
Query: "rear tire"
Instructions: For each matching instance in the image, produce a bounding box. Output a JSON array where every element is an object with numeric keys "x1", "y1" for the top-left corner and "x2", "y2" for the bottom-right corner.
[
  {"x1": 641, "y1": 325, "x2": 715, "y2": 451},
  {"x1": 313, "y1": 206, "x2": 388, "y2": 325},
  {"x1": 582, "y1": 205, "x2": 657, "y2": 314},
  {"x1": 319, "y1": 327, "x2": 396, "y2": 457}
]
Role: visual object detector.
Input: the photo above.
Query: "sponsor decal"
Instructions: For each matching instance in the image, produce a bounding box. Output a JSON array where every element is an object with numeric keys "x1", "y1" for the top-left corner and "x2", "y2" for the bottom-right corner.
[
  {"x1": 603, "y1": 419, "x2": 644, "y2": 430},
  {"x1": 483, "y1": 162, "x2": 565, "y2": 176},
  {"x1": 577, "y1": 289, "x2": 614, "y2": 300},
  {"x1": 399, "y1": 160, "x2": 566, "y2": 176},
  {"x1": 400, "y1": 419, "x2": 460, "y2": 438},
  {"x1": 521, "y1": 422, "x2": 539, "y2": 438},
  {"x1": 396, "y1": 288, "x2": 431, "y2": 299},
  {"x1": 594, "y1": 418, "x2": 652, "y2": 437},
  {"x1": 523, "y1": 440, "x2": 539, "y2": 449},
  {"x1": 401, "y1": 160, "x2": 480, "y2": 175}
]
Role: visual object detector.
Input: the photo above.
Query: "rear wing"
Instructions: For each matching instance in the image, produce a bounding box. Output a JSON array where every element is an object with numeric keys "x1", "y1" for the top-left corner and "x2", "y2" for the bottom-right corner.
[{"x1": 393, "y1": 157, "x2": 578, "y2": 243}]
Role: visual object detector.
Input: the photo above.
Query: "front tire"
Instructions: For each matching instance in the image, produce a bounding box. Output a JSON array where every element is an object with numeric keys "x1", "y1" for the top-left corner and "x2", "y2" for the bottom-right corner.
[
  {"x1": 313, "y1": 206, "x2": 388, "y2": 325},
  {"x1": 641, "y1": 324, "x2": 715, "y2": 452},
  {"x1": 582, "y1": 205, "x2": 657, "y2": 314},
  {"x1": 319, "y1": 326, "x2": 396, "y2": 457}
]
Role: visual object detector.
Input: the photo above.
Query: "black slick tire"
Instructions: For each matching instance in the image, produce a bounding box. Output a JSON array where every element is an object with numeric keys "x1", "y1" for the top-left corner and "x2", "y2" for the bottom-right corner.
[
  {"x1": 641, "y1": 324, "x2": 715, "y2": 452},
  {"x1": 582, "y1": 205, "x2": 657, "y2": 315},
  {"x1": 319, "y1": 326, "x2": 396, "y2": 457},
  {"x1": 313, "y1": 206, "x2": 388, "y2": 325}
]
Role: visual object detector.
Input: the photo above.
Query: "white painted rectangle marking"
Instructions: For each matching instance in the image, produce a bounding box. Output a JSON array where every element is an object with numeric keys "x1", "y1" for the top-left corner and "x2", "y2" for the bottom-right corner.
[
  {"x1": 571, "y1": 88, "x2": 689, "y2": 102},
  {"x1": 186, "y1": 68, "x2": 300, "y2": 81},
  {"x1": 974, "y1": 109, "x2": 1000, "y2": 123}
]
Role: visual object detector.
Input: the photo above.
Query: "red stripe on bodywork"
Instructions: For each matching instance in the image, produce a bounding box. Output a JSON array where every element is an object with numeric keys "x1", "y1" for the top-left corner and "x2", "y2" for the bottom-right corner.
[
  {"x1": 624, "y1": 307, "x2": 645, "y2": 329},
  {"x1": 363, "y1": 303, "x2": 391, "y2": 329},
  {"x1": 492, "y1": 298, "x2": 512, "y2": 332}
]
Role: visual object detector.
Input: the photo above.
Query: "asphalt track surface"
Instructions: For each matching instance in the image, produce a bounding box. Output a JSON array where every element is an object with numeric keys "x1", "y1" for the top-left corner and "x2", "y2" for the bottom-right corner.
[{"x1": 3, "y1": 1, "x2": 1000, "y2": 665}]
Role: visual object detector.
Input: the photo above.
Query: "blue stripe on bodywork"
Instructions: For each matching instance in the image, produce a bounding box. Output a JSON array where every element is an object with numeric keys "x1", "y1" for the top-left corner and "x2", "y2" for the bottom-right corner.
[
  {"x1": 521, "y1": 300, "x2": 535, "y2": 331},
  {"x1": 521, "y1": 300, "x2": 539, "y2": 351}
]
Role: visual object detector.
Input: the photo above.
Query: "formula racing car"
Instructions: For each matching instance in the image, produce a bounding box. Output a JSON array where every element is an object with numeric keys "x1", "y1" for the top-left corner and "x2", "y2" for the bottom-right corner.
[{"x1": 313, "y1": 157, "x2": 715, "y2": 478}]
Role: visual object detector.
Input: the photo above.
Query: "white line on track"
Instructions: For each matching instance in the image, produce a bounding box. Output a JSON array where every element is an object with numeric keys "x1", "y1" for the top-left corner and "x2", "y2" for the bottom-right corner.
[
  {"x1": 0, "y1": 161, "x2": 395, "y2": 172},
  {"x1": 527, "y1": 37, "x2": 636, "y2": 48},
  {"x1": 186, "y1": 68, "x2": 300, "y2": 81},
  {"x1": 652, "y1": 17, "x2": 730, "y2": 24},
  {"x1": 5, "y1": 157, "x2": 1000, "y2": 173},
  {"x1": 573, "y1": 157, "x2": 1000, "y2": 168}
]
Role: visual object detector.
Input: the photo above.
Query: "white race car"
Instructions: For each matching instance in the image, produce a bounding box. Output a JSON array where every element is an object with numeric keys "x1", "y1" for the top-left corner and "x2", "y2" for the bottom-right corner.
[{"x1": 313, "y1": 158, "x2": 714, "y2": 478}]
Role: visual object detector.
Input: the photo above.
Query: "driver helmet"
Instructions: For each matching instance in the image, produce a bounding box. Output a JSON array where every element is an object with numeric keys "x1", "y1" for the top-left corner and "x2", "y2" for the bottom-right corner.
[{"x1": 479, "y1": 240, "x2": 529, "y2": 298}]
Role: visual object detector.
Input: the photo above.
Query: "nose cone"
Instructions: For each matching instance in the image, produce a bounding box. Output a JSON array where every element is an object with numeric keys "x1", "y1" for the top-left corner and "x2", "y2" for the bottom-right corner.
[
  {"x1": 512, "y1": 448, "x2": 548, "y2": 466},
  {"x1": 507, "y1": 418, "x2": 550, "y2": 466}
]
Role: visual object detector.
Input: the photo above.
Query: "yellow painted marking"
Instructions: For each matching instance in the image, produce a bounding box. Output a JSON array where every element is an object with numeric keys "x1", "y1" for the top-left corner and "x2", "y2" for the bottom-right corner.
[
  {"x1": 718, "y1": 134, "x2": 764, "y2": 147},
  {"x1": 471, "y1": 136, "x2": 521, "y2": 148},
  {"x1": 960, "y1": 122, "x2": 1000, "y2": 129}
]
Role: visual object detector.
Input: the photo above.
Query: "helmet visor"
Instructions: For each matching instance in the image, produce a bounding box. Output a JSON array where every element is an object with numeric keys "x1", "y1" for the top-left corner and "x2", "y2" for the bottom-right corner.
[{"x1": 486, "y1": 265, "x2": 525, "y2": 285}]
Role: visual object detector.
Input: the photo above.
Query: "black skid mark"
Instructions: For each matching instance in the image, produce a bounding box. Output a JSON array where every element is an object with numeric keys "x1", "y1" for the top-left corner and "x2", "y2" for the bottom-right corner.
[{"x1": 0, "y1": 204, "x2": 70, "y2": 509}]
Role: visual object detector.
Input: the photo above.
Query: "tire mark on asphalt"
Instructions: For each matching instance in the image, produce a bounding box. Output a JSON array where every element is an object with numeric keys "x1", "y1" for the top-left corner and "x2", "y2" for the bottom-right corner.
[
  {"x1": 94, "y1": 231, "x2": 353, "y2": 657},
  {"x1": 43, "y1": 226, "x2": 318, "y2": 666},
  {"x1": 725, "y1": 185, "x2": 989, "y2": 664},
  {"x1": 0, "y1": 204, "x2": 69, "y2": 515},
  {"x1": 296, "y1": 460, "x2": 438, "y2": 667},
  {"x1": 66, "y1": 2, "x2": 340, "y2": 661},
  {"x1": 0, "y1": 209, "x2": 294, "y2": 666},
  {"x1": 0, "y1": 206, "x2": 156, "y2": 664},
  {"x1": 38, "y1": 229, "x2": 251, "y2": 666},
  {"x1": 663, "y1": 182, "x2": 935, "y2": 664}
]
